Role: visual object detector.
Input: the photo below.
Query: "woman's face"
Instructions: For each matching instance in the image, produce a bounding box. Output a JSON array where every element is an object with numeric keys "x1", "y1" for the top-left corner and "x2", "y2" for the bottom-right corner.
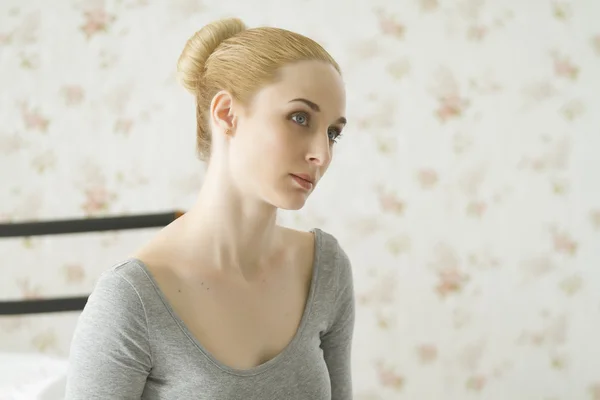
[{"x1": 226, "y1": 60, "x2": 347, "y2": 210}]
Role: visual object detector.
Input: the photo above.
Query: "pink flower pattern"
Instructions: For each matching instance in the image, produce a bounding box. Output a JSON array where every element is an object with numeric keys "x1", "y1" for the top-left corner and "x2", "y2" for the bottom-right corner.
[
  {"x1": 80, "y1": 8, "x2": 116, "y2": 39},
  {"x1": 82, "y1": 186, "x2": 116, "y2": 216},
  {"x1": 61, "y1": 85, "x2": 85, "y2": 106},
  {"x1": 20, "y1": 103, "x2": 50, "y2": 132},
  {"x1": 1, "y1": 2, "x2": 599, "y2": 398}
]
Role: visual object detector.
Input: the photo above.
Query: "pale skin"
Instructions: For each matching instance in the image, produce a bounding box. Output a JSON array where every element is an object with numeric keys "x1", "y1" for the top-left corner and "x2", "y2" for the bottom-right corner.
[{"x1": 132, "y1": 60, "x2": 347, "y2": 370}]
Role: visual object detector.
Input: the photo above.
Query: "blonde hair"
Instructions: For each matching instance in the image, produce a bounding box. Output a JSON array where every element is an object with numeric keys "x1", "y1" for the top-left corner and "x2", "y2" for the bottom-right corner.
[{"x1": 177, "y1": 17, "x2": 341, "y2": 161}]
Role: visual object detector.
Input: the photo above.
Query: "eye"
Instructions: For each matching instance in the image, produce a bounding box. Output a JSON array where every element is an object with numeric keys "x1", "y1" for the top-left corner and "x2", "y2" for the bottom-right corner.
[
  {"x1": 328, "y1": 127, "x2": 342, "y2": 143},
  {"x1": 290, "y1": 112, "x2": 309, "y2": 126},
  {"x1": 290, "y1": 111, "x2": 343, "y2": 144}
]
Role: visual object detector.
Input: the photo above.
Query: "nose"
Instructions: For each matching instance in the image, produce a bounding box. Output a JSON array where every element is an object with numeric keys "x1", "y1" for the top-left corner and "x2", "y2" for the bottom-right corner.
[{"x1": 306, "y1": 131, "x2": 332, "y2": 166}]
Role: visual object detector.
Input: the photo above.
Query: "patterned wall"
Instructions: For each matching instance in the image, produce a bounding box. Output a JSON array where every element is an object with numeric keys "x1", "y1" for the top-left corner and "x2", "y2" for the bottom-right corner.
[{"x1": 1, "y1": 0, "x2": 599, "y2": 399}]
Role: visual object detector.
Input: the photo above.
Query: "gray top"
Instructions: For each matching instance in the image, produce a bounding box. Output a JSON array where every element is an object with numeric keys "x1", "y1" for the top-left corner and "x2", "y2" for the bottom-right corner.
[{"x1": 65, "y1": 228, "x2": 355, "y2": 400}]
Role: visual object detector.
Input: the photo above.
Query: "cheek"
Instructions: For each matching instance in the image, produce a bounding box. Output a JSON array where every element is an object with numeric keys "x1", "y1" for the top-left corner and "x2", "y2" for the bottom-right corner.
[
  {"x1": 231, "y1": 120, "x2": 291, "y2": 173},
  {"x1": 253, "y1": 120, "x2": 295, "y2": 160},
  {"x1": 262, "y1": 118, "x2": 292, "y2": 150}
]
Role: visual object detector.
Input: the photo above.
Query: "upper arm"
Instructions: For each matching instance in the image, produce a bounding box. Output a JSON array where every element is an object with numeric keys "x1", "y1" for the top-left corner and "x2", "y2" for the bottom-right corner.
[
  {"x1": 65, "y1": 269, "x2": 151, "y2": 399},
  {"x1": 321, "y1": 243, "x2": 355, "y2": 400}
]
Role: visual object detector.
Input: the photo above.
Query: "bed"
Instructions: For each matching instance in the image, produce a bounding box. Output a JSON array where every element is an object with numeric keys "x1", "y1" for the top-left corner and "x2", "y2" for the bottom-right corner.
[
  {"x1": 0, "y1": 211, "x2": 182, "y2": 400},
  {"x1": 0, "y1": 352, "x2": 68, "y2": 400}
]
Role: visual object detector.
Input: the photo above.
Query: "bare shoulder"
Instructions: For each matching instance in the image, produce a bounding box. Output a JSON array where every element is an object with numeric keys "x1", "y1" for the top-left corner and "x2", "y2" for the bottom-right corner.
[
  {"x1": 128, "y1": 227, "x2": 180, "y2": 276},
  {"x1": 275, "y1": 226, "x2": 318, "y2": 278},
  {"x1": 129, "y1": 235, "x2": 164, "y2": 266},
  {"x1": 129, "y1": 213, "x2": 189, "y2": 262},
  {"x1": 277, "y1": 225, "x2": 316, "y2": 253}
]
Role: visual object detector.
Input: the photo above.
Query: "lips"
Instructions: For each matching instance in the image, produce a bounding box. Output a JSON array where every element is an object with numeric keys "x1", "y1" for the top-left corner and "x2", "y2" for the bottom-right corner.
[
  {"x1": 290, "y1": 174, "x2": 315, "y2": 190},
  {"x1": 292, "y1": 174, "x2": 315, "y2": 185}
]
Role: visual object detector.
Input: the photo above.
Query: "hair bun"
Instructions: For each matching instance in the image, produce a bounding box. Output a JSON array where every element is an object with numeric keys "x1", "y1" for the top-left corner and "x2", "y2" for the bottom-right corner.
[{"x1": 177, "y1": 18, "x2": 247, "y2": 94}]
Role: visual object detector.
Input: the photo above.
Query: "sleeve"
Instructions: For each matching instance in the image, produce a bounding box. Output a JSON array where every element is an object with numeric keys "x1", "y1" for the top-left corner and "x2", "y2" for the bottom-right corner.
[
  {"x1": 64, "y1": 269, "x2": 152, "y2": 399},
  {"x1": 320, "y1": 242, "x2": 356, "y2": 400}
]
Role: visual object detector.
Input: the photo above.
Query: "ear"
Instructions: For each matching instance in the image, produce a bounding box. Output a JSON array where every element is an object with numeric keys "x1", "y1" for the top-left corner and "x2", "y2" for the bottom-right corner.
[{"x1": 210, "y1": 90, "x2": 236, "y2": 136}]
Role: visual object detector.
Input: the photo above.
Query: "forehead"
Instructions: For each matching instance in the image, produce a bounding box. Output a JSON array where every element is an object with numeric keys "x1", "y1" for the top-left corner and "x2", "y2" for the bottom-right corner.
[{"x1": 252, "y1": 61, "x2": 346, "y2": 114}]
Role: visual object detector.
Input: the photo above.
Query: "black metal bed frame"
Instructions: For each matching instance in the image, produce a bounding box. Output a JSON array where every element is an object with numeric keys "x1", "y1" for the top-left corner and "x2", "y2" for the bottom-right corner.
[{"x1": 0, "y1": 211, "x2": 183, "y2": 315}]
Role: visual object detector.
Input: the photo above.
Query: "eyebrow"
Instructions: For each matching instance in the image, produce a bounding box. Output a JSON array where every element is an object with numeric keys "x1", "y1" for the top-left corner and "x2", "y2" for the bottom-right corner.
[{"x1": 288, "y1": 98, "x2": 347, "y2": 126}]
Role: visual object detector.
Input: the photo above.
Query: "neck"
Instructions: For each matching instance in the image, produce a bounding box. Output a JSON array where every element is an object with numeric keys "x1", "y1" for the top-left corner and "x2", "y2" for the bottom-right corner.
[{"x1": 178, "y1": 160, "x2": 280, "y2": 278}]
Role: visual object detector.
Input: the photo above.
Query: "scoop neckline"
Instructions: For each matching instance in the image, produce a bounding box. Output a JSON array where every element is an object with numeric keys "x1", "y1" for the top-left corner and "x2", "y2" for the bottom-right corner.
[{"x1": 129, "y1": 227, "x2": 323, "y2": 377}]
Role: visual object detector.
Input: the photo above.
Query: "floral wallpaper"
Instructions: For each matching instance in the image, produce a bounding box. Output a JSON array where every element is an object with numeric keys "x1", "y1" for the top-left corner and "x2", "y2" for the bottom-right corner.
[{"x1": 1, "y1": 0, "x2": 600, "y2": 399}]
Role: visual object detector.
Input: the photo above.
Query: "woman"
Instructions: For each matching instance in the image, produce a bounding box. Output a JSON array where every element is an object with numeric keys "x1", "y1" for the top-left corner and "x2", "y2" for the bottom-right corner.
[{"x1": 65, "y1": 17, "x2": 355, "y2": 400}]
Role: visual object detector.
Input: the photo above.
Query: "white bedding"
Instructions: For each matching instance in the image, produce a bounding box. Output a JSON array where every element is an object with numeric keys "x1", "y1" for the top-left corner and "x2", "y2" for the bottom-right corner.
[{"x1": 0, "y1": 353, "x2": 67, "y2": 400}]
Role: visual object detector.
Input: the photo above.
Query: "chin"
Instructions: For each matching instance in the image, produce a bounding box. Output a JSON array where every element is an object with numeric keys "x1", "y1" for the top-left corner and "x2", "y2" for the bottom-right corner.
[
  {"x1": 270, "y1": 192, "x2": 310, "y2": 211},
  {"x1": 275, "y1": 199, "x2": 308, "y2": 211},
  {"x1": 279, "y1": 203, "x2": 306, "y2": 211}
]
